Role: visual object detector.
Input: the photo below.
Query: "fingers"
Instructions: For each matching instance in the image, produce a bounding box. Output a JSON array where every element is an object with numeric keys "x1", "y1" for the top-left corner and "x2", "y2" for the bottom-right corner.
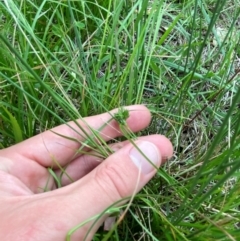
[
  {"x1": 43, "y1": 135, "x2": 173, "y2": 240},
  {"x1": 1, "y1": 105, "x2": 151, "y2": 168},
  {"x1": 58, "y1": 135, "x2": 172, "y2": 186}
]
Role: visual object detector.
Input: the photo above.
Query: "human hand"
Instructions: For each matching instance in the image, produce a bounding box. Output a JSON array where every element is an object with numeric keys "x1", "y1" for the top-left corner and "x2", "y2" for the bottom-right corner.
[{"x1": 0, "y1": 105, "x2": 173, "y2": 240}]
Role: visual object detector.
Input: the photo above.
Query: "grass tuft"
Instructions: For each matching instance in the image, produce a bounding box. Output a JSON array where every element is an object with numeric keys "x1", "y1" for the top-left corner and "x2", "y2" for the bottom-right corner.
[{"x1": 1, "y1": 0, "x2": 240, "y2": 240}]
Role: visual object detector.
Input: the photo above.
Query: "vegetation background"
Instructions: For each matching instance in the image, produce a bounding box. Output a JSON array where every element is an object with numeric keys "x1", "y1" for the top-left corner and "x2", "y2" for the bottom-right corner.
[{"x1": 1, "y1": 0, "x2": 240, "y2": 240}]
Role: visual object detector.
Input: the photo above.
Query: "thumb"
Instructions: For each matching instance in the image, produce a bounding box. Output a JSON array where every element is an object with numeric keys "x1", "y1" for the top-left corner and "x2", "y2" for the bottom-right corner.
[{"x1": 64, "y1": 135, "x2": 173, "y2": 240}]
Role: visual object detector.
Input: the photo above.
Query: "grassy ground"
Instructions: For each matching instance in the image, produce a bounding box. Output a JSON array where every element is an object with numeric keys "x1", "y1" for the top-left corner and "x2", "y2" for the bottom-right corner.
[{"x1": 1, "y1": 0, "x2": 240, "y2": 240}]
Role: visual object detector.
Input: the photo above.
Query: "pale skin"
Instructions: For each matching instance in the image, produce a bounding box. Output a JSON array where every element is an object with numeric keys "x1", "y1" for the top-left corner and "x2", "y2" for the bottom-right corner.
[{"x1": 0, "y1": 105, "x2": 173, "y2": 241}]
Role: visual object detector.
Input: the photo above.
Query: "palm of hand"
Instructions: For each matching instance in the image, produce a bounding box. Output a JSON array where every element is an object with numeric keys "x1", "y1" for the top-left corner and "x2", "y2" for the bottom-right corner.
[
  {"x1": 0, "y1": 106, "x2": 173, "y2": 241},
  {"x1": 0, "y1": 110, "x2": 127, "y2": 240}
]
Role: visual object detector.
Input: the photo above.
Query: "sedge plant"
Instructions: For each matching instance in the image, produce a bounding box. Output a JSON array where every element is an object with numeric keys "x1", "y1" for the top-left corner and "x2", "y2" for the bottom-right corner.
[{"x1": 1, "y1": 0, "x2": 240, "y2": 240}]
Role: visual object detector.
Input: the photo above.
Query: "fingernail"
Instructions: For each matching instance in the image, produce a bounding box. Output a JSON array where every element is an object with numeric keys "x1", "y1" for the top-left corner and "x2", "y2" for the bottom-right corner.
[{"x1": 129, "y1": 141, "x2": 161, "y2": 174}]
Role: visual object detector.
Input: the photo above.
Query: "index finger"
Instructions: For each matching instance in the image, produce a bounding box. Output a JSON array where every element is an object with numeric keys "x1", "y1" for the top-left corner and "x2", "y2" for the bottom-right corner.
[{"x1": 2, "y1": 105, "x2": 151, "y2": 167}]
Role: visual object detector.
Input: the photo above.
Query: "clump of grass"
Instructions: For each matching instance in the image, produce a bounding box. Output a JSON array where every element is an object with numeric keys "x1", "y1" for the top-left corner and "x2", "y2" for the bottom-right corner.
[{"x1": 1, "y1": 0, "x2": 240, "y2": 240}]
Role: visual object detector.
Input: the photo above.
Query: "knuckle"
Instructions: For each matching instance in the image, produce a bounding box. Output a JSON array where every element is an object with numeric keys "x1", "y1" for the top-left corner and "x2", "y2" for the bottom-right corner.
[{"x1": 94, "y1": 161, "x2": 129, "y2": 201}]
